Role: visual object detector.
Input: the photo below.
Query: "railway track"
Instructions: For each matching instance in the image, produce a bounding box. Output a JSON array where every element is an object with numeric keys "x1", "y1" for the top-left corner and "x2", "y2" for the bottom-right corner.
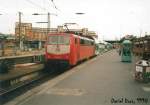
[
  {"x1": 0, "y1": 72, "x2": 41, "y2": 95},
  {"x1": 0, "y1": 88, "x2": 7, "y2": 95},
  {"x1": 0, "y1": 65, "x2": 69, "y2": 104},
  {"x1": 0, "y1": 69, "x2": 52, "y2": 104}
]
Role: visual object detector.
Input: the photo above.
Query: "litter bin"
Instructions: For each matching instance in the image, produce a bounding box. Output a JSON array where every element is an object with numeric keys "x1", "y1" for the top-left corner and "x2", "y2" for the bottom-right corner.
[{"x1": 134, "y1": 60, "x2": 150, "y2": 82}]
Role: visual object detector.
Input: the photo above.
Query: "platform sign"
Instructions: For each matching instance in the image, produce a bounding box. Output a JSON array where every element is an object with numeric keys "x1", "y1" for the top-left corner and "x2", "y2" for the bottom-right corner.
[{"x1": 136, "y1": 66, "x2": 143, "y2": 72}]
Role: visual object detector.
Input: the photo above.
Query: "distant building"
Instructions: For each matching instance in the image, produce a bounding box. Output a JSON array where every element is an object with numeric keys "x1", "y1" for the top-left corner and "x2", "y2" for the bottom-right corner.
[
  {"x1": 15, "y1": 22, "x2": 98, "y2": 49},
  {"x1": 15, "y1": 22, "x2": 60, "y2": 42},
  {"x1": 15, "y1": 22, "x2": 58, "y2": 49},
  {"x1": 0, "y1": 33, "x2": 16, "y2": 56},
  {"x1": 15, "y1": 22, "x2": 98, "y2": 42},
  {"x1": 15, "y1": 22, "x2": 32, "y2": 41},
  {"x1": 132, "y1": 36, "x2": 150, "y2": 58}
]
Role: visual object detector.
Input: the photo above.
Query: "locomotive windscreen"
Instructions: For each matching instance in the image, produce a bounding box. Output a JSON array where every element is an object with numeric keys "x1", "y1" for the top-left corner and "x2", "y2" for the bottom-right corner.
[{"x1": 48, "y1": 35, "x2": 70, "y2": 45}]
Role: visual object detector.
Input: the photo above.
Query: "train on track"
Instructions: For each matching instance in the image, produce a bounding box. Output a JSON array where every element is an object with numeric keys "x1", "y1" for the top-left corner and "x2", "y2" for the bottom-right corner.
[{"x1": 44, "y1": 32, "x2": 96, "y2": 71}]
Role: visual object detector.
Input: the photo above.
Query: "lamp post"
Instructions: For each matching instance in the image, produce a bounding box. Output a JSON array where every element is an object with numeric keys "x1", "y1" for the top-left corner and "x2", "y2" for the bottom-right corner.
[
  {"x1": 75, "y1": 12, "x2": 85, "y2": 15},
  {"x1": 18, "y1": 12, "x2": 24, "y2": 51},
  {"x1": 32, "y1": 12, "x2": 57, "y2": 33},
  {"x1": 0, "y1": 14, "x2": 4, "y2": 56},
  {"x1": 32, "y1": 12, "x2": 57, "y2": 49},
  {"x1": 75, "y1": 12, "x2": 85, "y2": 25}
]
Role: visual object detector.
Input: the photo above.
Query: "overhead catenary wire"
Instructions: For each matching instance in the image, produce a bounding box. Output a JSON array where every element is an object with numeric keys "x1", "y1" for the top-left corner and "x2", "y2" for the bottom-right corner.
[
  {"x1": 48, "y1": 0, "x2": 60, "y2": 11},
  {"x1": 25, "y1": 0, "x2": 48, "y2": 11},
  {"x1": 0, "y1": 6, "x2": 11, "y2": 15}
]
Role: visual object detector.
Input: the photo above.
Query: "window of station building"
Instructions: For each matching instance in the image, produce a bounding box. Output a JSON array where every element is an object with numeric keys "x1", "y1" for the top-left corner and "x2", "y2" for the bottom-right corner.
[
  {"x1": 145, "y1": 41, "x2": 150, "y2": 48},
  {"x1": 139, "y1": 44, "x2": 143, "y2": 48},
  {"x1": 136, "y1": 44, "x2": 139, "y2": 48}
]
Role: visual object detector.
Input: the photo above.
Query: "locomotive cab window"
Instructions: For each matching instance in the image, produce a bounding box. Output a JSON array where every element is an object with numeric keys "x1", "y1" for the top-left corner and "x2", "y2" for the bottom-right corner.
[{"x1": 48, "y1": 35, "x2": 70, "y2": 45}]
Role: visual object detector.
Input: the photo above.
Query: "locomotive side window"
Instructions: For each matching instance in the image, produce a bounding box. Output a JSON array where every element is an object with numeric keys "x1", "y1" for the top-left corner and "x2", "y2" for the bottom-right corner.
[
  {"x1": 84, "y1": 40, "x2": 89, "y2": 45},
  {"x1": 91, "y1": 42, "x2": 94, "y2": 45},
  {"x1": 75, "y1": 38, "x2": 78, "y2": 44},
  {"x1": 80, "y1": 38, "x2": 94, "y2": 46},
  {"x1": 48, "y1": 35, "x2": 70, "y2": 45},
  {"x1": 80, "y1": 39, "x2": 85, "y2": 44}
]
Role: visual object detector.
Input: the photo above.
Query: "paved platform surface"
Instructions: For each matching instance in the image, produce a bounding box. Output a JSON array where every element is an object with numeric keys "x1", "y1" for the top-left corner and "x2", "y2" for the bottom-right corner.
[{"x1": 5, "y1": 50, "x2": 150, "y2": 105}]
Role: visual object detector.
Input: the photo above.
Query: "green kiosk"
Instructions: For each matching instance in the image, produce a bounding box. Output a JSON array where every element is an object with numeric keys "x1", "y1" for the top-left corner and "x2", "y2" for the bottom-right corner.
[{"x1": 121, "y1": 40, "x2": 132, "y2": 62}]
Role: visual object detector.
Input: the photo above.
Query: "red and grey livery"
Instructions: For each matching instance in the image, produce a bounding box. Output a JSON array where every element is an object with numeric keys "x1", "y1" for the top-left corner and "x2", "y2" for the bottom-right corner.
[{"x1": 45, "y1": 33, "x2": 95, "y2": 71}]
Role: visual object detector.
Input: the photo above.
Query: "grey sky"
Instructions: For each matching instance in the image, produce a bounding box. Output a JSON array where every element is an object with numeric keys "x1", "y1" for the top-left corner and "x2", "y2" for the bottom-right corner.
[{"x1": 0, "y1": 0, "x2": 150, "y2": 40}]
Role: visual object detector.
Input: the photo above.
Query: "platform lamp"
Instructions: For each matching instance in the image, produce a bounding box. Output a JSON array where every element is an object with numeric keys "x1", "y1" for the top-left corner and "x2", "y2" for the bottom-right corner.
[
  {"x1": 32, "y1": 12, "x2": 57, "y2": 49},
  {"x1": 75, "y1": 12, "x2": 85, "y2": 15},
  {"x1": 32, "y1": 13, "x2": 57, "y2": 33},
  {"x1": 0, "y1": 13, "x2": 4, "y2": 56}
]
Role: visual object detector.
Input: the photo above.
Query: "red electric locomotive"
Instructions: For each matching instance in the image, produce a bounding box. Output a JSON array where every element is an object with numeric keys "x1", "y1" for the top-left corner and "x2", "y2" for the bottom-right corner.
[{"x1": 45, "y1": 32, "x2": 95, "y2": 71}]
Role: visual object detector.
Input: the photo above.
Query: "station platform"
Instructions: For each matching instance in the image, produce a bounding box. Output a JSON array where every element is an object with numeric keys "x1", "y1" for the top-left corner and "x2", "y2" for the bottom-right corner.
[
  {"x1": 0, "y1": 50, "x2": 45, "y2": 74},
  {"x1": 0, "y1": 50, "x2": 44, "y2": 59},
  {"x1": 0, "y1": 63, "x2": 44, "y2": 81},
  {"x1": 5, "y1": 50, "x2": 150, "y2": 105},
  {"x1": 0, "y1": 63, "x2": 44, "y2": 90}
]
